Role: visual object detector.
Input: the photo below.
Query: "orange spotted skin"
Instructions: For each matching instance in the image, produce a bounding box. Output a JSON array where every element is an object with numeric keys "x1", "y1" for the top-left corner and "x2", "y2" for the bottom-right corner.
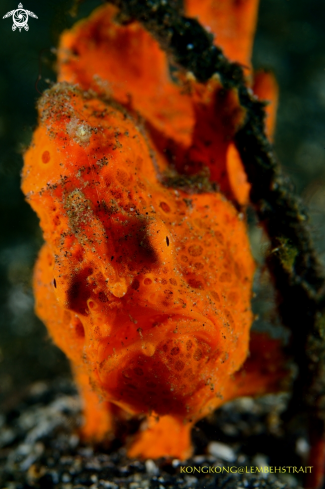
[
  {"x1": 22, "y1": 0, "x2": 284, "y2": 459},
  {"x1": 22, "y1": 81, "x2": 253, "y2": 419},
  {"x1": 57, "y1": 2, "x2": 278, "y2": 205},
  {"x1": 58, "y1": 4, "x2": 194, "y2": 148},
  {"x1": 58, "y1": 5, "x2": 247, "y2": 201}
]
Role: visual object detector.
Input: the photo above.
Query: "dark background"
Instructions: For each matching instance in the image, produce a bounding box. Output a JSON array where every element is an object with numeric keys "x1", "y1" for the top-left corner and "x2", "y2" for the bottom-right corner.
[{"x1": 0, "y1": 0, "x2": 324, "y2": 404}]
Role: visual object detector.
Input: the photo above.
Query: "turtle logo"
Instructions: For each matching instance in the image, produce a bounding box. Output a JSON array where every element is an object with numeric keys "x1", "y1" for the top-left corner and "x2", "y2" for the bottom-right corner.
[{"x1": 3, "y1": 3, "x2": 38, "y2": 32}]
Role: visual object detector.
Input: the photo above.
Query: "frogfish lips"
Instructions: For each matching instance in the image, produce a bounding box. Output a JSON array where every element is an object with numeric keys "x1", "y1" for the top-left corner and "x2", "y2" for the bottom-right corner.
[{"x1": 96, "y1": 324, "x2": 221, "y2": 418}]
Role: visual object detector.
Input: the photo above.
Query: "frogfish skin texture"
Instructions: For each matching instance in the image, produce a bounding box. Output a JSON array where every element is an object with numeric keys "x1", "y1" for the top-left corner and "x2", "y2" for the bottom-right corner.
[{"x1": 22, "y1": 0, "x2": 284, "y2": 459}]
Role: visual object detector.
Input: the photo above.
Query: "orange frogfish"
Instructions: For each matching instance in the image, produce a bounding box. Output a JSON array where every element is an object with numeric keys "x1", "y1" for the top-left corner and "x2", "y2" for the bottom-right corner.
[{"x1": 22, "y1": 0, "x2": 284, "y2": 459}]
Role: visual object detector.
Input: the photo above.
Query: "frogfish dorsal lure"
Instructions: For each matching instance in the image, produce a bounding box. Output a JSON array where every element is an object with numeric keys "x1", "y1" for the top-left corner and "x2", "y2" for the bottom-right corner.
[{"x1": 22, "y1": 0, "x2": 284, "y2": 459}]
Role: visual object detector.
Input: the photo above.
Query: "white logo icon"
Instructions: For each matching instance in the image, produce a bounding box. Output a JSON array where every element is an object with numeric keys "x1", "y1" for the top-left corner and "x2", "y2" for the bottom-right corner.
[{"x1": 3, "y1": 3, "x2": 38, "y2": 32}]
